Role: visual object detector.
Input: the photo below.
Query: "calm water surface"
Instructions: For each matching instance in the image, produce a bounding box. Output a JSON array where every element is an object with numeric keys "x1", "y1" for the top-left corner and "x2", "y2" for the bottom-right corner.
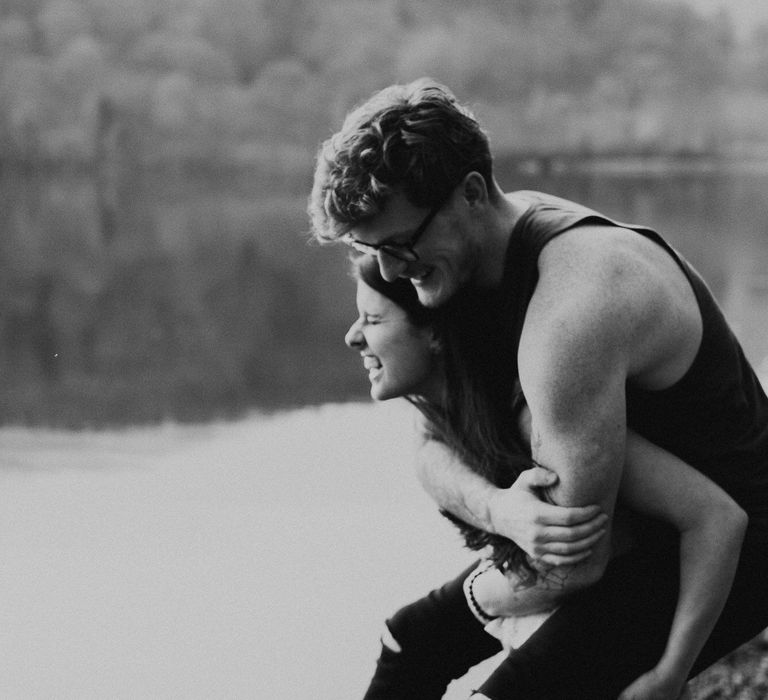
[{"x1": 1, "y1": 164, "x2": 767, "y2": 424}]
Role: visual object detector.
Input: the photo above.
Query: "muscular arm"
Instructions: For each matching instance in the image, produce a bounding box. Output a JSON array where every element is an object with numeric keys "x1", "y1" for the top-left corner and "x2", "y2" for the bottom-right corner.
[
  {"x1": 514, "y1": 266, "x2": 631, "y2": 591},
  {"x1": 470, "y1": 432, "x2": 746, "y2": 700},
  {"x1": 424, "y1": 228, "x2": 702, "y2": 595},
  {"x1": 473, "y1": 430, "x2": 745, "y2": 630},
  {"x1": 416, "y1": 436, "x2": 606, "y2": 565}
]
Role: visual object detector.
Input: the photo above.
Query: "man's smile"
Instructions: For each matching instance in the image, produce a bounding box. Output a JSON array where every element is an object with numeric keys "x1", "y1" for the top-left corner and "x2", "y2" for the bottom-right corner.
[{"x1": 405, "y1": 265, "x2": 434, "y2": 285}]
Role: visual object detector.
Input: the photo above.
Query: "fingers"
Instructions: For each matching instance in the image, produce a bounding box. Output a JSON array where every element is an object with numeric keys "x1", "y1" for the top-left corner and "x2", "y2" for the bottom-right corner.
[
  {"x1": 516, "y1": 469, "x2": 605, "y2": 526},
  {"x1": 534, "y1": 549, "x2": 596, "y2": 567},
  {"x1": 527, "y1": 517, "x2": 608, "y2": 563},
  {"x1": 540, "y1": 526, "x2": 607, "y2": 553},
  {"x1": 517, "y1": 466, "x2": 559, "y2": 490},
  {"x1": 542, "y1": 516, "x2": 609, "y2": 544},
  {"x1": 536, "y1": 502, "x2": 605, "y2": 526},
  {"x1": 531, "y1": 533, "x2": 607, "y2": 566}
]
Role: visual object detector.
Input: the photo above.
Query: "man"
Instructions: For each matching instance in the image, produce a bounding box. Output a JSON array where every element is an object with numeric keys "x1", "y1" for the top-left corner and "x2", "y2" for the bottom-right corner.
[{"x1": 308, "y1": 78, "x2": 768, "y2": 698}]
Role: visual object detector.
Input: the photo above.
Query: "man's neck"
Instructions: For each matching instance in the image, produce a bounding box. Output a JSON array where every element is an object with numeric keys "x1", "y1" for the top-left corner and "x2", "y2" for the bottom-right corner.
[{"x1": 475, "y1": 189, "x2": 529, "y2": 287}]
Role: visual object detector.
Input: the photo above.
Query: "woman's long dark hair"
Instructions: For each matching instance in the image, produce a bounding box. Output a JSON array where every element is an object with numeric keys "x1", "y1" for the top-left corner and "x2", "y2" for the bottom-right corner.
[{"x1": 351, "y1": 254, "x2": 537, "y2": 577}]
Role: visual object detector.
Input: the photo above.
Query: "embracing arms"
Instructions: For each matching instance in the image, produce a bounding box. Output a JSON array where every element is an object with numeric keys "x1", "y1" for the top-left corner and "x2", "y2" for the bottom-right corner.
[
  {"x1": 420, "y1": 227, "x2": 703, "y2": 590},
  {"x1": 616, "y1": 435, "x2": 747, "y2": 699},
  {"x1": 420, "y1": 230, "x2": 742, "y2": 698},
  {"x1": 418, "y1": 243, "x2": 633, "y2": 597},
  {"x1": 416, "y1": 436, "x2": 608, "y2": 567},
  {"x1": 465, "y1": 430, "x2": 746, "y2": 700}
]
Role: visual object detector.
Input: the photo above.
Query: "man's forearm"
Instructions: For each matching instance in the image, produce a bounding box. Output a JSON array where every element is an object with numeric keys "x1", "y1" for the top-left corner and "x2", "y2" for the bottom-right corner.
[
  {"x1": 415, "y1": 437, "x2": 500, "y2": 533},
  {"x1": 415, "y1": 435, "x2": 608, "y2": 569}
]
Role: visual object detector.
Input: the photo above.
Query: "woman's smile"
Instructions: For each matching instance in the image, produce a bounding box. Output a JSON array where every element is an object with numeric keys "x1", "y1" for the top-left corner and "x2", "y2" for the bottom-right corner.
[
  {"x1": 362, "y1": 354, "x2": 383, "y2": 381},
  {"x1": 345, "y1": 280, "x2": 441, "y2": 401}
]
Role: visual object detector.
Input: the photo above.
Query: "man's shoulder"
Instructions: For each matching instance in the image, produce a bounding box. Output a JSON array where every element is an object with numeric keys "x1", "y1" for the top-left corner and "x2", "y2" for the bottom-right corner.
[
  {"x1": 521, "y1": 228, "x2": 663, "y2": 354},
  {"x1": 521, "y1": 224, "x2": 701, "y2": 387},
  {"x1": 535, "y1": 225, "x2": 653, "y2": 311}
]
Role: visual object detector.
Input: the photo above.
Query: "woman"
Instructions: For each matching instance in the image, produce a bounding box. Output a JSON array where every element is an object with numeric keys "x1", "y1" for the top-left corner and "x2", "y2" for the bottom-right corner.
[{"x1": 346, "y1": 254, "x2": 747, "y2": 700}]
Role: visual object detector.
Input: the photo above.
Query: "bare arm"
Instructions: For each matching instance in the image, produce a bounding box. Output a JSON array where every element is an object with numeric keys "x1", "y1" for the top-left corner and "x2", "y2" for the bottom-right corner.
[
  {"x1": 474, "y1": 429, "x2": 747, "y2": 697},
  {"x1": 617, "y1": 434, "x2": 747, "y2": 699},
  {"x1": 415, "y1": 436, "x2": 500, "y2": 534},
  {"x1": 512, "y1": 271, "x2": 632, "y2": 593},
  {"x1": 416, "y1": 436, "x2": 606, "y2": 565}
]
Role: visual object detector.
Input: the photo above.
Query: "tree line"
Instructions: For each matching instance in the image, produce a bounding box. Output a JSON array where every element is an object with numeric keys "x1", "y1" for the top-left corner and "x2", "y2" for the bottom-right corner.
[
  {"x1": 3, "y1": 0, "x2": 768, "y2": 427},
  {"x1": 1, "y1": 0, "x2": 768, "y2": 169}
]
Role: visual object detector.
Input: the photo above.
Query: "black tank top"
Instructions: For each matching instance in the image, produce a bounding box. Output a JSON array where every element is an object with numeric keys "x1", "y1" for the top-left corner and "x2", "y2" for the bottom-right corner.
[{"x1": 499, "y1": 191, "x2": 768, "y2": 531}]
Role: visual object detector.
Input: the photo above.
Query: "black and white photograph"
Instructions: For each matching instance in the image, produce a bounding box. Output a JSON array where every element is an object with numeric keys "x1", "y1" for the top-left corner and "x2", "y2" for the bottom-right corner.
[{"x1": 2, "y1": 1, "x2": 768, "y2": 697}]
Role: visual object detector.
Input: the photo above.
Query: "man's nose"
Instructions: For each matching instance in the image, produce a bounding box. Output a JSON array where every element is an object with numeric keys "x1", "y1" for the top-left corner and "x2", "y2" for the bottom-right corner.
[
  {"x1": 378, "y1": 253, "x2": 407, "y2": 283},
  {"x1": 345, "y1": 321, "x2": 364, "y2": 348}
]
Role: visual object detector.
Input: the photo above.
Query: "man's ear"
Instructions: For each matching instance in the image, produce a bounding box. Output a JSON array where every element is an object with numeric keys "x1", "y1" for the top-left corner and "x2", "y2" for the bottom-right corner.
[
  {"x1": 428, "y1": 330, "x2": 444, "y2": 355},
  {"x1": 461, "y1": 171, "x2": 488, "y2": 209}
]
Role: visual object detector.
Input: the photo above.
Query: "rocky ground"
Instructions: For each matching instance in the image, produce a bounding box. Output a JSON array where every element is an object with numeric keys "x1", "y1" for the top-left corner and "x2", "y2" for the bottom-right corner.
[{"x1": 688, "y1": 630, "x2": 768, "y2": 699}]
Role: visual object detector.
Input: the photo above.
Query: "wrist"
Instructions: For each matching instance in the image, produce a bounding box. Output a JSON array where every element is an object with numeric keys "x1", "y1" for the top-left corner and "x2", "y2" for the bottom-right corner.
[
  {"x1": 656, "y1": 655, "x2": 691, "y2": 682},
  {"x1": 652, "y1": 657, "x2": 690, "y2": 696},
  {"x1": 484, "y1": 487, "x2": 507, "y2": 536},
  {"x1": 463, "y1": 563, "x2": 499, "y2": 625}
]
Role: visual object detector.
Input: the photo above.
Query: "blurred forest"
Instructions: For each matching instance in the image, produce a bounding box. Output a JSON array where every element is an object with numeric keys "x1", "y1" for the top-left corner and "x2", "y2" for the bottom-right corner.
[{"x1": 3, "y1": 0, "x2": 768, "y2": 426}]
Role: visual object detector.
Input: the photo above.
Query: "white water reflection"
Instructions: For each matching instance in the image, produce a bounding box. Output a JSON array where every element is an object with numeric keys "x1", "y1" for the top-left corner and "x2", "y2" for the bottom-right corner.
[{"x1": 0, "y1": 401, "x2": 500, "y2": 699}]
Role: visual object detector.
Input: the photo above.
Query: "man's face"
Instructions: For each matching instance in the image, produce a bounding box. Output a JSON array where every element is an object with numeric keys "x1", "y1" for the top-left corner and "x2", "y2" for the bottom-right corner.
[{"x1": 347, "y1": 191, "x2": 478, "y2": 308}]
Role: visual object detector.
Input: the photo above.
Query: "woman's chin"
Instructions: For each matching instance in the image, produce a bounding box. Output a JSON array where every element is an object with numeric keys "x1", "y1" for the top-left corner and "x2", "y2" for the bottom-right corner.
[
  {"x1": 370, "y1": 383, "x2": 395, "y2": 402},
  {"x1": 370, "y1": 388, "x2": 386, "y2": 401}
]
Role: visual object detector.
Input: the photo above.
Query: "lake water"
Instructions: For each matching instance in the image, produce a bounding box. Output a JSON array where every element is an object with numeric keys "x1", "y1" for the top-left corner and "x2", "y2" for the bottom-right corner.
[
  {"x1": 2, "y1": 163, "x2": 768, "y2": 423},
  {"x1": 0, "y1": 401, "x2": 504, "y2": 699}
]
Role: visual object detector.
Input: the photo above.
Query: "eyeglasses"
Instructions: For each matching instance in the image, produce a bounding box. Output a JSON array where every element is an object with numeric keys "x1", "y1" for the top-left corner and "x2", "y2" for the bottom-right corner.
[{"x1": 345, "y1": 197, "x2": 445, "y2": 263}]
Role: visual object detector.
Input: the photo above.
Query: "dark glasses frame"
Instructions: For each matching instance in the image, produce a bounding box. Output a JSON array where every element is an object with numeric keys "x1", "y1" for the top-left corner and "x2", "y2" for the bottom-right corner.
[{"x1": 344, "y1": 196, "x2": 446, "y2": 263}]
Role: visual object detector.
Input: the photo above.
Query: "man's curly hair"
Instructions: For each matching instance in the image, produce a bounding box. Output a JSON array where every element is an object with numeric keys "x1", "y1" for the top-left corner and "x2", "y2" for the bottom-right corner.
[{"x1": 308, "y1": 78, "x2": 494, "y2": 242}]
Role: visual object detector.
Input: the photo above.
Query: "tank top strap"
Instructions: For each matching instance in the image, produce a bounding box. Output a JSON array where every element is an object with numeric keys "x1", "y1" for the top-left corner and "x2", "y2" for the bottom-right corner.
[{"x1": 496, "y1": 191, "x2": 657, "y2": 373}]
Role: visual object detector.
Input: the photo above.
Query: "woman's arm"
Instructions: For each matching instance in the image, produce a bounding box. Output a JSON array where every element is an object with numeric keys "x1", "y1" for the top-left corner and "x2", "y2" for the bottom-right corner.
[
  {"x1": 472, "y1": 426, "x2": 746, "y2": 698},
  {"x1": 616, "y1": 432, "x2": 748, "y2": 700}
]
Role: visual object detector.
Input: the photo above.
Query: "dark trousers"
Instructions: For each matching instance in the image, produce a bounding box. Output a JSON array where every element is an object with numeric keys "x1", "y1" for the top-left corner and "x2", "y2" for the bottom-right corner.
[
  {"x1": 363, "y1": 562, "x2": 501, "y2": 700},
  {"x1": 364, "y1": 532, "x2": 768, "y2": 699}
]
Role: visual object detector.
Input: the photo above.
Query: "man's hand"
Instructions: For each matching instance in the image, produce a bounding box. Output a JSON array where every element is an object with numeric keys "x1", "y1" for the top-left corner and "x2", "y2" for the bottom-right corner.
[
  {"x1": 487, "y1": 467, "x2": 607, "y2": 566},
  {"x1": 414, "y1": 440, "x2": 605, "y2": 566}
]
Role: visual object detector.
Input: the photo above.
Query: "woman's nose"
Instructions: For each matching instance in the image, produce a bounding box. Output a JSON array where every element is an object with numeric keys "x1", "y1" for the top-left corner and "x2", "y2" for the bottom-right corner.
[
  {"x1": 345, "y1": 321, "x2": 364, "y2": 348},
  {"x1": 378, "y1": 253, "x2": 407, "y2": 282}
]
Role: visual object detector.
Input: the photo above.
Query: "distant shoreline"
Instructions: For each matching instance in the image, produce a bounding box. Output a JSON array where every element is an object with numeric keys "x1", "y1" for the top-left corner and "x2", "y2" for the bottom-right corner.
[
  {"x1": 5, "y1": 150, "x2": 768, "y2": 180},
  {"x1": 496, "y1": 152, "x2": 768, "y2": 177}
]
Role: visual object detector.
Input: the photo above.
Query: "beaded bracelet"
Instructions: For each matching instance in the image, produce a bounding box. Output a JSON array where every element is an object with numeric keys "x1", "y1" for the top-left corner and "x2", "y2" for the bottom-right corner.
[{"x1": 464, "y1": 564, "x2": 499, "y2": 625}]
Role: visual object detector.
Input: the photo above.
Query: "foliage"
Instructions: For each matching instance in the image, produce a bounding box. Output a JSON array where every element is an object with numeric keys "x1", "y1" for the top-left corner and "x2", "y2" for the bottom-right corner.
[
  {"x1": 0, "y1": 0, "x2": 767, "y2": 164},
  {"x1": 3, "y1": 0, "x2": 768, "y2": 425}
]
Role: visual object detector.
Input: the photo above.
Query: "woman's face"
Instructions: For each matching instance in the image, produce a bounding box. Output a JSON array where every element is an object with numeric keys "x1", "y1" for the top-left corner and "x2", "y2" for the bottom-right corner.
[{"x1": 345, "y1": 280, "x2": 441, "y2": 401}]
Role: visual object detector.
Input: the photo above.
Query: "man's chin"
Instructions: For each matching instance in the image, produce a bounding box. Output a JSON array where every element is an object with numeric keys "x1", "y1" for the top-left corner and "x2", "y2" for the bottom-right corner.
[
  {"x1": 417, "y1": 294, "x2": 438, "y2": 308},
  {"x1": 413, "y1": 279, "x2": 446, "y2": 308}
]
